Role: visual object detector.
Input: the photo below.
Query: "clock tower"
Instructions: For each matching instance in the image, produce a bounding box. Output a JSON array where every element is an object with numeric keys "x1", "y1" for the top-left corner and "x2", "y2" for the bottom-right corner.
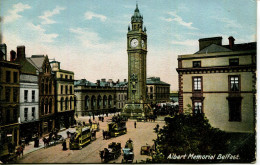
[{"x1": 122, "y1": 4, "x2": 152, "y2": 118}]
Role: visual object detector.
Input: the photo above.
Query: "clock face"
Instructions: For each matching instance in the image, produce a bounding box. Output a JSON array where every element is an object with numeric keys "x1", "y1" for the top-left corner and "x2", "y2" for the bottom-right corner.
[
  {"x1": 141, "y1": 40, "x2": 145, "y2": 48},
  {"x1": 131, "y1": 39, "x2": 138, "y2": 48}
]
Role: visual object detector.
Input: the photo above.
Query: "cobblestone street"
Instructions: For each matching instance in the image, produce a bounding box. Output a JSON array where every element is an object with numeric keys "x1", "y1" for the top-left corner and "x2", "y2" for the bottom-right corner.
[{"x1": 15, "y1": 115, "x2": 165, "y2": 163}]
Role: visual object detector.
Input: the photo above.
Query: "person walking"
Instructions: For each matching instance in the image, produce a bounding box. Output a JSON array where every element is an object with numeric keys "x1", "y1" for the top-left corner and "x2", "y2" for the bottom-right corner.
[
  {"x1": 134, "y1": 121, "x2": 137, "y2": 128},
  {"x1": 62, "y1": 140, "x2": 67, "y2": 150}
]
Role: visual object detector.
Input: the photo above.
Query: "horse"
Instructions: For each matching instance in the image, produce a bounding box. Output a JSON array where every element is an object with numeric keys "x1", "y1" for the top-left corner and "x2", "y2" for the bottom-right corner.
[{"x1": 15, "y1": 146, "x2": 23, "y2": 159}]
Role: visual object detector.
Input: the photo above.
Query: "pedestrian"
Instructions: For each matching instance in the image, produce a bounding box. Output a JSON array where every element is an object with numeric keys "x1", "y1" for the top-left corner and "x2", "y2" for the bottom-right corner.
[
  {"x1": 102, "y1": 130, "x2": 105, "y2": 140},
  {"x1": 62, "y1": 140, "x2": 67, "y2": 150},
  {"x1": 134, "y1": 121, "x2": 136, "y2": 128}
]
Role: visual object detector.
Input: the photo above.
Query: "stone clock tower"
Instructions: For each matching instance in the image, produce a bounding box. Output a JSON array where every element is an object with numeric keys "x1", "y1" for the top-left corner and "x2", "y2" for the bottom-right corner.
[{"x1": 122, "y1": 4, "x2": 152, "y2": 118}]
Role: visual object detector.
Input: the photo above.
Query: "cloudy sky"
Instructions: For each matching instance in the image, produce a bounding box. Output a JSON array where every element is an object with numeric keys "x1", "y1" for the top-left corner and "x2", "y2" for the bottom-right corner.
[{"x1": 0, "y1": 0, "x2": 256, "y2": 91}]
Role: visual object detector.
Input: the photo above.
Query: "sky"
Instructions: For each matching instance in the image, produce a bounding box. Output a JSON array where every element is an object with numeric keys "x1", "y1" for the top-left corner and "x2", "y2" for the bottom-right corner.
[{"x1": 0, "y1": 0, "x2": 257, "y2": 91}]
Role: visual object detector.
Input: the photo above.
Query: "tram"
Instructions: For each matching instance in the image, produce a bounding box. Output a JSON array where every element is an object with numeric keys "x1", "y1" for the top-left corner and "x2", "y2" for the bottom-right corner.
[{"x1": 70, "y1": 126, "x2": 92, "y2": 149}]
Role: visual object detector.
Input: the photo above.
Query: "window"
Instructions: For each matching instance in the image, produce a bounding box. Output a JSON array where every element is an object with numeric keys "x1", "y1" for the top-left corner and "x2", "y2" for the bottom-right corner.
[
  {"x1": 61, "y1": 74, "x2": 63, "y2": 79},
  {"x1": 193, "y1": 61, "x2": 201, "y2": 68},
  {"x1": 193, "y1": 77, "x2": 202, "y2": 91},
  {"x1": 228, "y1": 98, "x2": 241, "y2": 121},
  {"x1": 70, "y1": 76, "x2": 72, "y2": 80},
  {"x1": 229, "y1": 58, "x2": 239, "y2": 66},
  {"x1": 193, "y1": 102, "x2": 202, "y2": 114},
  {"x1": 65, "y1": 98, "x2": 68, "y2": 110},
  {"x1": 65, "y1": 86, "x2": 68, "y2": 94},
  {"x1": 150, "y1": 86, "x2": 153, "y2": 93},
  {"x1": 13, "y1": 88, "x2": 18, "y2": 102},
  {"x1": 60, "y1": 97, "x2": 64, "y2": 111},
  {"x1": 65, "y1": 75, "x2": 68, "y2": 79},
  {"x1": 230, "y1": 76, "x2": 239, "y2": 92},
  {"x1": 32, "y1": 90, "x2": 35, "y2": 102},
  {"x1": 70, "y1": 86, "x2": 72, "y2": 94},
  {"x1": 49, "y1": 82, "x2": 52, "y2": 94},
  {"x1": 13, "y1": 72, "x2": 18, "y2": 83},
  {"x1": 32, "y1": 107, "x2": 35, "y2": 119},
  {"x1": 24, "y1": 90, "x2": 28, "y2": 102},
  {"x1": 6, "y1": 71, "x2": 10, "y2": 83},
  {"x1": 24, "y1": 108, "x2": 28, "y2": 121},
  {"x1": 61, "y1": 85, "x2": 63, "y2": 94},
  {"x1": 5, "y1": 87, "x2": 11, "y2": 102}
]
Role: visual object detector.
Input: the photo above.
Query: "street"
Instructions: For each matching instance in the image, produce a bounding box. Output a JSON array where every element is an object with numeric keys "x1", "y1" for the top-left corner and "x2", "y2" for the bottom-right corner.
[{"x1": 15, "y1": 115, "x2": 165, "y2": 163}]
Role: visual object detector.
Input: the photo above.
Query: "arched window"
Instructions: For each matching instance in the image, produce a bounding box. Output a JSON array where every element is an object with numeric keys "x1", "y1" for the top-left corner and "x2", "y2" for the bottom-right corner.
[
  {"x1": 91, "y1": 96, "x2": 96, "y2": 109},
  {"x1": 70, "y1": 96, "x2": 73, "y2": 109},
  {"x1": 60, "y1": 97, "x2": 64, "y2": 111},
  {"x1": 44, "y1": 98, "x2": 48, "y2": 114},
  {"x1": 108, "y1": 95, "x2": 112, "y2": 108},
  {"x1": 65, "y1": 97, "x2": 68, "y2": 110},
  {"x1": 45, "y1": 79, "x2": 48, "y2": 94},
  {"x1": 85, "y1": 96, "x2": 89, "y2": 109},
  {"x1": 49, "y1": 99, "x2": 52, "y2": 113},
  {"x1": 49, "y1": 80, "x2": 52, "y2": 94},
  {"x1": 103, "y1": 95, "x2": 107, "y2": 108},
  {"x1": 97, "y1": 95, "x2": 101, "y2": 109}
]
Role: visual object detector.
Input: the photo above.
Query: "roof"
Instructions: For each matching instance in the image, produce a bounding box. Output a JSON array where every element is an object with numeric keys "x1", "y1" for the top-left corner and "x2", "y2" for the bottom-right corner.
[
  {"x1": 74, "y1": 79, "x2": 97, "y2": 87},
  {"x1": 27, "y1": 55, "x2": 45, "y2": 72},
  {"x1": 223, "y1": 42, "x2": 257, "y2": 51},
  {"x1": 14, "y1": 58, "x2": 37, "y2": 75},
  {"x1": 195, "y1": 44, "x2": 232, "y2": 54},
  {"x1": 146, "y1": 77, "x2": 170, "y2": 85},
  {"x1": 131, "y1": 4, "x2": 143, "y2": 22}
]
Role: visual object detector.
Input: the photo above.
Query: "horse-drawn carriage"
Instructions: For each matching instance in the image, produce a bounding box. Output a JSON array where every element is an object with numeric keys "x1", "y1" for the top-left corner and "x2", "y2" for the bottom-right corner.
[
  {"x1": 100, "y1": 142, "x2": 121, "y2": 162},
  {"x1": 122, "y1": 139, "x2": 134, "y2": 163},
  {"x1": 43, "y1": 134, "x2": 64, "y2": 148},
  {"x1": 140, "y1": 145, "x2": 151, "y2": 155}
]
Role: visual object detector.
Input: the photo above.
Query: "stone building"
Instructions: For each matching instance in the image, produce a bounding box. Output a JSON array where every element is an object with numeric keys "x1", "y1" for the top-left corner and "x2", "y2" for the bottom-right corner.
[
  {"x1": 27, "y1": 55, "x2": 55, "y2": 135},
  {"x1": 74, "y1": 79, "x2": 127, "y2": 116},
  {"x1": 146, "y1": 77, "x2": 170, "y2": 105},
  {"x1": 177, "y1": 36, "x2": 256, "y2": 133},
  {"x1": 50, "y1": 60, "x2": 75, "y2": 129},
  {"x1": 0, "y1": 44, "x2": 20, "y2": 159},
  {"x1": 13, "y1": 46, "x2": 39, "y2": 139}
]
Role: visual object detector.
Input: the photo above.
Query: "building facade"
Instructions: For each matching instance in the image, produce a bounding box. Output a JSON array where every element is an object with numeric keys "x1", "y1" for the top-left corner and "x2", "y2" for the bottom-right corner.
[
  {"x1": 50, "y1": 61, "x2": 75, "y2": 129},
  {"x1": 27, "y1": 55, "x2": 55, "y2": 135},
  {"x1": 0, "y1": 44, "x2": 20, "y2": 159},
  {"x1": 74, "y1": 79, "x2": 127, "y2": 116},
  {"x1": 13, "y1": 46, "x2": 39, "y2": 139},
  {"x1": 177, "y1": 36, "x2": 256, "y2": 133},
  {"x1": 146, "y1": 77, "x2": 170, "y2": 105}
]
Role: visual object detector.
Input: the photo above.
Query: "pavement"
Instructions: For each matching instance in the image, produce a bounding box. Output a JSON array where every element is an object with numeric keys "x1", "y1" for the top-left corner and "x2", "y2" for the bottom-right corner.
[
  {"x1": 15, "y1": 114, "x2": 166, "y2": 163},
  {"x1": 22, "y1": 113, "x2": 119, "y2": 155}
]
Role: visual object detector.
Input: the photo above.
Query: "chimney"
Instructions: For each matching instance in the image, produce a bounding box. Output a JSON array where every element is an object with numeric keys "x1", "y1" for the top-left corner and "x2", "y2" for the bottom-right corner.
[
  {"x1": 101, "y1": 78, "x2": 106, "y2": 82},
  {"x1": 228, "y1": 36, "x2": 235, "y2": 49},
  {"x1": 198, "y1": 37, "x2": 222, "y2": 50},
  {"x1": 0, "y1": 44, "x2": 7, "y2": 61},
  {"x1": 117, "y1": 79, "x2": 120, "y2": 83},
  {"x1": 124, "y1": 79, "x2": 127, "y2": 82},
  {"x1": 96, "y1": 80, "x2": 100, "y2": 86},
  {"x1": 17, "y1": 45, "x2": 26, "y2": 60},
  {"x1": 10, "y1": 50, "x2": 16, "y2": 62}
]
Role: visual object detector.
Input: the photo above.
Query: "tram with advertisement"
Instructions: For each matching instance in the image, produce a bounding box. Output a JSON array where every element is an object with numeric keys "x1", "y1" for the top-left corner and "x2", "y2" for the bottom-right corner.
[{"x1": 69, "y1": 126, "x2": 92, "y2": 150}]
